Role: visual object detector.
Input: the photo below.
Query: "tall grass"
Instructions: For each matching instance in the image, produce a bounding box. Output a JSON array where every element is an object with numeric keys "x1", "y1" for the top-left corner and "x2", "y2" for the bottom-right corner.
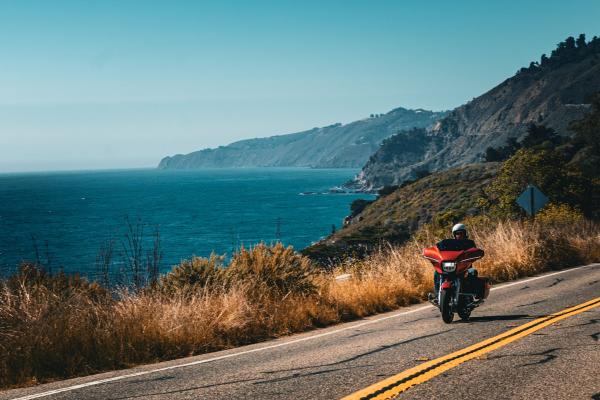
[{"x1": 1, "y1": 223, "x2": 599, "y2": 388}]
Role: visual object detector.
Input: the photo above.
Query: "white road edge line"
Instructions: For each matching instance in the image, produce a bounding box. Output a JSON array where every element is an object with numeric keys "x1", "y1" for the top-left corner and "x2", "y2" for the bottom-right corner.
[{"x1": 8, "y1": 263, "x2": 598, "y2": 400}]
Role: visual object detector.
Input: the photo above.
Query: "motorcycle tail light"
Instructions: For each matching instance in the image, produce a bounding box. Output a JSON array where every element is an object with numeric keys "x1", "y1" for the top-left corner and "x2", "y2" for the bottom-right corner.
[{"x1": 442, "y1": 262, "x2": 456, "y2": 272}]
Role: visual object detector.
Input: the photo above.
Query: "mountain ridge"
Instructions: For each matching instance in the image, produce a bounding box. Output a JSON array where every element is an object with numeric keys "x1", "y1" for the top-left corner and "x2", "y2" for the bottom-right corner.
[
  {"x1": 158, "y1": 107, "x2": 447, "y2": 169},
  {"x1": 351, "y1": 35, "x2": 600, "y2": 190}
]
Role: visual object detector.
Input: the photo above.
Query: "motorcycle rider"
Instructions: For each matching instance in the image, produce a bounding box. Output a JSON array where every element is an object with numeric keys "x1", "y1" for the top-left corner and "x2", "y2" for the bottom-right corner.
[{"x1": 429, "y1": 223, "x2": 476, "y2": 304}]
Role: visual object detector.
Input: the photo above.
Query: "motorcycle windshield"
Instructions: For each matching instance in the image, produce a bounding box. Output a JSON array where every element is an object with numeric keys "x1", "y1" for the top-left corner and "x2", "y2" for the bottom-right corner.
[{"x1": 436, "y1": 239, "x2": 476, "y2": 251}]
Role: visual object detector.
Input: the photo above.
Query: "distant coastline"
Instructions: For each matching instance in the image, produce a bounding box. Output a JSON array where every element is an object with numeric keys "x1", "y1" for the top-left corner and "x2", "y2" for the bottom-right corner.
[{"x1": 158, "y1": 108, "x2": 446, "y2": 170}]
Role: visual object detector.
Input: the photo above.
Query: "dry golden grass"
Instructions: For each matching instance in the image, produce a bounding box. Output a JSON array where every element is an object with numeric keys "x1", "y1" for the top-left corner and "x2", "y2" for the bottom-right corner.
[
  {"x1": 473, "y1": 221, "x2": 541, "y2": 280},
  {"x1": 1, "y1": 222, "x2": 599, "y2": 388},
  {"x1": 474, "y1": 220, "x2": 600, "y2": 281},
  {"x1": 324, "y1": 243, "x2": 431, "y2": 318}
]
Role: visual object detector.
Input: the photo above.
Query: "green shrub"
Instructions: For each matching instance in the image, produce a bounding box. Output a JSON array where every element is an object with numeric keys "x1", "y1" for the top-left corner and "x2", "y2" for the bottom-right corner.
[
  {"x1": 226, "y1": 243, "x2": 317, "y2": 296},
  {"x1": 350, "y1": 199, "x2": 374, "y2": 217},
  {"x1": 535, "y1": 203, "x2": 585, "y2": 225},
  {"x1": 160, "y1": 254, "x2": 225, "y2": 294},
  {"x1": 377, "y1": 185, "x2": 399, "y2": 197}
]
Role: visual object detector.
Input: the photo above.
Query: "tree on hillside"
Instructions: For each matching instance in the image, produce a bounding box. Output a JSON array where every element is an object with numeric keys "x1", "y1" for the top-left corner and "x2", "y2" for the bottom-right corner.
[
  {"x1": 520, "y1": 124, "x2": 560, "y2": 148},
  {"x1": 485, "y1": 124, "x2": 562, "y2": 163},
  {"x1": 521, "y1": 34, "x2": 600, "y2": 74},
  {"x1": 485, "y1": 147, "x2": 503, "y2": 162},
  {"x1": 414, "y1": 168, "x2": 430, "y2": 180},
  {"x1": 483, "y1": 149, "x2": 587, "y2": 218},
  {"x1": 350, "y1": 199, "x2": 374, "y2": 217},
  {"x1": 484, "y1": 137, "x2": 521, "y2": 162},
  {"x1": 565, "y1": 36, "x2": 576, "y2": 50},
  {"x1": 378, "y1": 185, "x2": 399, "y2": 197},
  {"x1": 576, "y1": 33, "x2": 587, "y2": 49}
]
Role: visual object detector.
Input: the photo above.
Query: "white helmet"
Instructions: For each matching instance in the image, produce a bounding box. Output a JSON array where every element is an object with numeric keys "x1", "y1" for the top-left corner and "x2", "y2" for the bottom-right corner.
[{"x1": 452, "y1": 223, "x2": 468, "y2": 237}]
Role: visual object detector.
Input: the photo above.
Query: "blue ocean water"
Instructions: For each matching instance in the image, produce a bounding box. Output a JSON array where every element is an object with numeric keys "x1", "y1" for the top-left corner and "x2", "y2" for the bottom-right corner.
[{"x1": 0, "y1": 168, "x2": 371, "y2": 278}]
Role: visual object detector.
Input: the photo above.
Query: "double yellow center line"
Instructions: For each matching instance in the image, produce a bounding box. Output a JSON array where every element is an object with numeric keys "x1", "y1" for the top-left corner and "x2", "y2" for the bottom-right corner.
[{"x1": 342, "y1": 296, "x2": 600, "y2": 400}]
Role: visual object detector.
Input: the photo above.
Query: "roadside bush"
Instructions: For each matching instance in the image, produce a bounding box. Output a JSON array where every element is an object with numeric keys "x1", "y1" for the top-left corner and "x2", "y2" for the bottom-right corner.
[
  {"x1": 160, "y1": 254, "x2": 226, "y2": 295},
  {"x1": 6, "y1": 263, "x2": 108, "y2": 301},
  {"x1": 535, "y1": 203, "x2": 585, "y2": 226},
  {"x1": 226, "y1": 243, "x2": 318, "y2": 296},
  {"x1": 0, "y1": 267, "x2": 110, "y2": 386}
]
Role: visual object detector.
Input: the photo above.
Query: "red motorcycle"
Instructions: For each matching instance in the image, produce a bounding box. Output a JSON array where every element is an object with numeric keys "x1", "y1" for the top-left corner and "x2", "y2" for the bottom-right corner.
[{"x1": 423, "y1": 239, "x2": 490, "y2": 323}]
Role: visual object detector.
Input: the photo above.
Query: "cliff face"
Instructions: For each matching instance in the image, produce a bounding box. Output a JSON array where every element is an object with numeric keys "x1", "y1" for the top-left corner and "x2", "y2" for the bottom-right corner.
[
  {"x1": 353, "y1": 41, "x2": 600, "y2": 190},
  {"x1": 158, "y1": 108, "x2": 446, "y2": 169}
]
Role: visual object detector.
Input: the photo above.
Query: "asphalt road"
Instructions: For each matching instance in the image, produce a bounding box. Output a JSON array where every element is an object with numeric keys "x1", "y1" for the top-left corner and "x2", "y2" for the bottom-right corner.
[{"x1": 2, "y1": 263, "x2": 599, "y2": 400}]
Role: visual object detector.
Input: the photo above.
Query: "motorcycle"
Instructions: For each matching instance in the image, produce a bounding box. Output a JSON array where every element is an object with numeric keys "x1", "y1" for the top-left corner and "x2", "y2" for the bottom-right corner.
[{"x1": 422, "y1": 239, "x2": 490, "y2": 323}]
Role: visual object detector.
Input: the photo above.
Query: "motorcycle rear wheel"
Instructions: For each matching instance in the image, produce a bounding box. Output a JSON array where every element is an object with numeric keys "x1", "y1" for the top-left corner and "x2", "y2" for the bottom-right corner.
[{"x1": 440, "y1": 289, "x2": 454, "y2": 323}]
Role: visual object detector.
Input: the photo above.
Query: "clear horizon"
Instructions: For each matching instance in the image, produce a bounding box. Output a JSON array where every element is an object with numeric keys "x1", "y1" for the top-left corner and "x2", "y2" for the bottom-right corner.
[{"x1": 1, "y1": 0, "x2": 599, "y2": 172}]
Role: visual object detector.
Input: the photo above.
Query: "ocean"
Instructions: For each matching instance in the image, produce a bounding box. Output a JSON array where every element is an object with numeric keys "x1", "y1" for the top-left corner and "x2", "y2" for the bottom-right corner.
[{"x1": 0, "y1": 168, "x2": 371, "y2": 278}]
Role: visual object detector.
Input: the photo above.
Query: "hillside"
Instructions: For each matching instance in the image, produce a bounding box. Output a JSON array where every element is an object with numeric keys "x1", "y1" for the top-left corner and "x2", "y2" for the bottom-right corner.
[
  {"x1": 303, "y1": 162, "x2": 500, "y2": 263},
  {"x1": 352, "y1": 35, "x2": 600, "y2": 190},
  {"x1": 305, "y1": 89, "x2": 600, "y2": 264},
  {"x1": 158, "y1": 108, "x2": 446, "y2": 169}
]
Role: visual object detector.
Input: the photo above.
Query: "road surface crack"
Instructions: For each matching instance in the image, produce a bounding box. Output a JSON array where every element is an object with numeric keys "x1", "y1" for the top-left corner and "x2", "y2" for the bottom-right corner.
[
  {"x1": 548, "y1": 278, "x2": 565, "y2": 287},
  {"x1": 260, "y1": 330, "x2": 451, "y2": 375},
  {"x1": 517, "y1": 300, "x2": 546, "y2": 308}
]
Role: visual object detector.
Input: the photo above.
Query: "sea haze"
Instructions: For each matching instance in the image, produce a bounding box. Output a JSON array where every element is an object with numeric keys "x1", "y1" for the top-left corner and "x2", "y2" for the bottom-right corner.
[{"x1": 0, "y1": 168, "x2": 371, "y2": 278}]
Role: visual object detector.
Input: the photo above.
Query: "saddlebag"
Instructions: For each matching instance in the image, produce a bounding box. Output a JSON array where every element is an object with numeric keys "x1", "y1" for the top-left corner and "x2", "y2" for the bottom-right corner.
[{"x1": 464, "y1": 275, "x2": 490, "y2": 299}]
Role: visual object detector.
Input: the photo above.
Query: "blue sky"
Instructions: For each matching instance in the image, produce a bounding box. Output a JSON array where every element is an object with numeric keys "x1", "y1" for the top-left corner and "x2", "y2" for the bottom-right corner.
[{"x1": 1, "y1": 0, "x2": 599, "y2": 172}]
